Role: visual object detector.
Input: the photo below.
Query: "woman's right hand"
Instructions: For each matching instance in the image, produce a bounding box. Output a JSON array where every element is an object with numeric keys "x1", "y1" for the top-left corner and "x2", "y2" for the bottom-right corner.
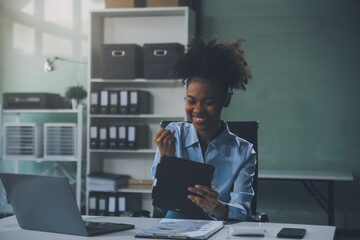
[{"x1": 153, "y1": 128, "x2": 176, "y2": 158}]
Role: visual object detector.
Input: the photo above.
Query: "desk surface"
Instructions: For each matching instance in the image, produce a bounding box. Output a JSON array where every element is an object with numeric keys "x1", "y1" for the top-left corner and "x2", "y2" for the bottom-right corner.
[
  {"x1": 0, "y1": 215, "x2": 336, "y2": 240},
  {"x1": 259, "y1": 169, "x2": 353, "y2": 181}
]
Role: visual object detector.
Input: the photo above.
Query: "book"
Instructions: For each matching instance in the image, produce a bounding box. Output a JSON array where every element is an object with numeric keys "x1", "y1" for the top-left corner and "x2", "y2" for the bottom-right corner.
[
  {"x1": 128, "y1": 179, "x2": 153, "y2": 190},
  {"x1": 135, "y1": 219, "x2": 223, "y2": 239}
]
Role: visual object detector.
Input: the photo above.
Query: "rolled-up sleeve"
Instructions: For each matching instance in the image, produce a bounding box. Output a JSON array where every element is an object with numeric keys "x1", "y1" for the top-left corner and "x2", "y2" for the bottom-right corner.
[{"x1": 228, "y1": 146, "x2": 256, "y2": 220}]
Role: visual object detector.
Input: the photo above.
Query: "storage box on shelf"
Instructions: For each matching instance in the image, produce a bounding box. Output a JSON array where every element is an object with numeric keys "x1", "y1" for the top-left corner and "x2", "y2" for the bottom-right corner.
[{"x1": 87, "y1": 7, "x2": 194, "y2": 215}]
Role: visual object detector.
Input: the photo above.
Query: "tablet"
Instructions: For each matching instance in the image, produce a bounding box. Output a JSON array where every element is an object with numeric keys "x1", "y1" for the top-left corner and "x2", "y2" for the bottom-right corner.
[{"x1": 152, "y1": 155, "x2": 215, "y2": 215}]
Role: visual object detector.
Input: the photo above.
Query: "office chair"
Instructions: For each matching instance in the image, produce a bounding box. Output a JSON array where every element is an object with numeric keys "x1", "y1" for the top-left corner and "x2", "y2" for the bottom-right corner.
[
  {"x1": 152, "y1": 121, "x2": 268, "y2": 222},
  {"x1": 227, "y1": 121, "x2": 268, "y2": 222}
]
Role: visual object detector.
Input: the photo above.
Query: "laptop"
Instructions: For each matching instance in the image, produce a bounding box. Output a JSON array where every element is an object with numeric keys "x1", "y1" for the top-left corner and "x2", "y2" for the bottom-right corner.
[{"x1": 0, "y1": 173, "x2": 134, "y2": 236}]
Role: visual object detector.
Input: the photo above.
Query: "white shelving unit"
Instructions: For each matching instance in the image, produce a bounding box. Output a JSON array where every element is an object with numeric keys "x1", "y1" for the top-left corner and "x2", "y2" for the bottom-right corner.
[
  {"x1": 87, "y1": 7, "x2": 194, "y2": 213},
  {"x1": 0, "y1": 104, "x2": 84, "y2": 208}
]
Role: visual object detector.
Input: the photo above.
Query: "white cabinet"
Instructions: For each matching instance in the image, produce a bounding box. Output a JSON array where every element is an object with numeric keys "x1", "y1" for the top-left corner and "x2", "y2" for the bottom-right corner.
[
  {"x1": 87, "y1": 7, "x2": 194, "y2": 213},
  {"x1": 0, "y1": 105, "x2": 84, "y2": 208}
]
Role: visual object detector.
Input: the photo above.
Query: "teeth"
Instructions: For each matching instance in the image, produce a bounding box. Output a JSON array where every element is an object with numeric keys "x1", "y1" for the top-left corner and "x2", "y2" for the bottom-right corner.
[{"x1": 194, "y1": 117, "x2": 205, "y2": 121}]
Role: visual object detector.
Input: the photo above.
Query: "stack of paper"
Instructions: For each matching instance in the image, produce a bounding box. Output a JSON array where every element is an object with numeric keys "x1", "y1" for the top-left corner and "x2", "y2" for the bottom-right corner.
[
  {"x1": 88, "y1": 172, "x2": 129, "y2": 192},
  {"x1": 136, "y1": 219, "x2": 223, "y2": 239}
]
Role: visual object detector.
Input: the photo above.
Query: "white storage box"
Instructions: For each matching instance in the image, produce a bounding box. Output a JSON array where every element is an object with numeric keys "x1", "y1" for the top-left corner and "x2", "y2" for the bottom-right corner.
[
  {"x1": 44, "y1": 123, "x2": 77, "y2": 160},
  {"x1": 3, "y1": 123, "x2": 43, "y2": 159}
]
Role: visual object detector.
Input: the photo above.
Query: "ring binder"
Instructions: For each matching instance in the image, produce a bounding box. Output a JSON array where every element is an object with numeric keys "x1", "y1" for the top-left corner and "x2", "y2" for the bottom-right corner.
[
  {"x1": 99, "y1": 126, "x2": 108, "y2": 149},
  {"x1": 100, "y1": 90, "x2": 109, "y2": 114},
  {"x1": 90, "y1": 91, "x2": 99, "y2": 114},
  {"x1": 109, "y1": 91, "x2": 119, "y2": 114}
]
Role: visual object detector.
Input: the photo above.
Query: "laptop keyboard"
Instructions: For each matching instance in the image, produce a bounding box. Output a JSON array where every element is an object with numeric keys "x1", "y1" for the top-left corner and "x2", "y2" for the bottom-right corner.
[{"x1": 85, "y1": 221, "x2": 122, "y2": 230}]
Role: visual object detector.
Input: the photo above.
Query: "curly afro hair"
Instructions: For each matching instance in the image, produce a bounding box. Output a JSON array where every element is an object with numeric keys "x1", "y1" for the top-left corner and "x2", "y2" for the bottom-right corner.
[{"x1": 173, "y1": 37, "x2": 252, "y2": 94}]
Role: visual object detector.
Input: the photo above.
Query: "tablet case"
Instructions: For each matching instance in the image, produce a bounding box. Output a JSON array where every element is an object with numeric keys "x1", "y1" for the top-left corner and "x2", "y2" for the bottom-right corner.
[{"x1": 152, "y1": 156, "x2": 215, "y2": 215}]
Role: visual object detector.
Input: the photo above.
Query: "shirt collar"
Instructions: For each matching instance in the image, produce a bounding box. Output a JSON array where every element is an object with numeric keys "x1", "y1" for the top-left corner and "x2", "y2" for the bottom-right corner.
[
  {"x1": 210, "y1": 120, "x2": 232, "y2": 155},
  {"x1": 184, "y1": 119, "x2": 232, "y2": 151},
  {"x1": 185, "y1": 123, "x2": 198, "y2": 148}
]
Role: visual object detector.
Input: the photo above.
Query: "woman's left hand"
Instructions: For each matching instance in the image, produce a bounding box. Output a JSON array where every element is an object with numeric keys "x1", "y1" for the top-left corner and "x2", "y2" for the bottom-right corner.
[{"x1": 187, "y1": 184, "x2": 220, "y2": 213}]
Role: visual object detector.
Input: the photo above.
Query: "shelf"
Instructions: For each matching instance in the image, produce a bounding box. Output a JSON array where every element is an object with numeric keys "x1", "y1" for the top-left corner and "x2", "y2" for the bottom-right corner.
[
  {"x1": 91, "y1": 78, "x2": 184, "y2": 88},
  {"x1": 0, "y1": 104, "x2": 84, "y2": 209},
  {"x1": 91, "y1": 7, "x2": 188, "y2": 18},
  {"x1": 90, "y1": 149, "x2": 156, "y2": 154},
  {"x1": 117, "y1": 188, "x2": 152, "y2": 194},
  {"x1": 89, "y1": 114, "x2": 185, "y2": 119},
  {"x1": 86, "y1": 7, "x2": 194, "y2": 214},
  {"x1": 2, "y1": 109, "x2": 79, "y2": 114},
  {"x1": 2, "y1": 157, "x2": 79, "y2": 162}
]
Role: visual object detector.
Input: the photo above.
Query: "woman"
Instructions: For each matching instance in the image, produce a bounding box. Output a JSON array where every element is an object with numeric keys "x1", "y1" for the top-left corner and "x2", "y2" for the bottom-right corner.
[{"x1": 151, "y1": 37, "x2": 256, "y2": 221}]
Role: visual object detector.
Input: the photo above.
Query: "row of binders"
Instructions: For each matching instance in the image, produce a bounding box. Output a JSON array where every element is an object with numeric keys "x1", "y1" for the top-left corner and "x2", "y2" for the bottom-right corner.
[
  {"x1": 89, "y1": 191, "x2": 142, "y2": 216},
  {"x1": 90, "y1": 125, "x2": 148, "y2": 149},
  {"x1": 90, "y1": 90, "x2": 150, "y2": 114}
]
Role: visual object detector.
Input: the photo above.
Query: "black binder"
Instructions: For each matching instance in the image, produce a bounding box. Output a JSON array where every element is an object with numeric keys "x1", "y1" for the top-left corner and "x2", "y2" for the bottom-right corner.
[
  {"x1": 107, "y1": 193, "x2": 117, "y2": 216},
  {"x1": 88, "y1": 192, "x2": 98, "y2": 215},
  {"x1": 108, "y1": 126, "x2": 117, "y2": 149},
  {"x1": 99, "y1": 126, "x2": 108, "y2": 149},
  {"x1": 100, "y1": 90, "x2": 109, "y2": 114},
  {"x1": 129, "y1": 90, "x2": 150, "y2": 114},
  {"x1": 90, "y1": 126, "x2": 98, "y2": 149},
  {"x1": 98, "y1": 194, "x2": 108, "y2": 216},
  {"x1": 118, "y1": 126, "x2": 127, "y2": 149},
  {"x1": 119, "y1": 90, "x2": 129, "y2": 114},
  {"x1": 127, "y1": 125, "x2": 149, "y2": 149},
  {"x1": 109, "y1": 91, "x2": 119, "y2": 114},
  {"x1": 152, "y1": 156, "x2": 215, "y2": 215},
  {"x1": 90, "y1": 91, "x2": 99, "y2": 114}
]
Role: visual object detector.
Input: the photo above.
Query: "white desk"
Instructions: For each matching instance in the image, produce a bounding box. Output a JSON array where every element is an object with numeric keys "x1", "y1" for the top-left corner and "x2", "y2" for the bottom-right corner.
[
  {"x1": 258, "y1": 169, "x2": 353, "y2": 226},
  {"x1": 0, "y1": 215, "x2": 335, "y2": 240}
]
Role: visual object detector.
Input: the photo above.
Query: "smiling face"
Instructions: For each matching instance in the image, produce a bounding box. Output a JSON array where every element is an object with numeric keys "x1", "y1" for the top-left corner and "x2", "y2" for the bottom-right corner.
[{"x1": 185, "y1": 78, "x2": 229, "y2": 139}]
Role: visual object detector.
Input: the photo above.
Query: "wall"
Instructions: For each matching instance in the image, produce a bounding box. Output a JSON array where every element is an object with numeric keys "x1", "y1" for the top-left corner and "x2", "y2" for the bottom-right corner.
[
  {"x1": 201, "y1": 0, "x2": 360, "y2": 230},
  {"x1": 0, "y1": 0, "x2": 359, "y2": 231}
]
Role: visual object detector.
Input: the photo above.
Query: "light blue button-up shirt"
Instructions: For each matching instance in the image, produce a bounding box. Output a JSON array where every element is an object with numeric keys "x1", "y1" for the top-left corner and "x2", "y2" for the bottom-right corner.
[{"x1": 151, "y1": 120, "x2": 256, "y2": 221}]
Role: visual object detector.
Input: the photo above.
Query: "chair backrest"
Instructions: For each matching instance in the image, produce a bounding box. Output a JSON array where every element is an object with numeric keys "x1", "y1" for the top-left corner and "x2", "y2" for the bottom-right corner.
[{"x1": 227, "y1": 121, "x2": 259, "y2": 215}]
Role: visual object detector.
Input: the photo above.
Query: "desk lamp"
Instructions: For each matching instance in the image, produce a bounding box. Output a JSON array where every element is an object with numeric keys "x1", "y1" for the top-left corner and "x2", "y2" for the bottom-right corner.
[{"x1": 44, "y1": 57, "x2": 86, "y2": 72}]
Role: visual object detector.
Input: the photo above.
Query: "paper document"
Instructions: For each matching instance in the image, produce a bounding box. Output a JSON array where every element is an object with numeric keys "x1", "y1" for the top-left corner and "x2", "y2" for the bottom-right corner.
[{"x1": 135, "y1": 219, "x2": 223, "y2": 239}]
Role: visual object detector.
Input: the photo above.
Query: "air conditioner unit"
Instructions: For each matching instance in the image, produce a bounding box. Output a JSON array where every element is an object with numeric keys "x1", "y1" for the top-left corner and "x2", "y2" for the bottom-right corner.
[
  {"x1": 3, "y1": 123, "x2": 43, "y2": 159},
  {"x1": 44, "y1": 123, "x2": 77, "y2": 160}
]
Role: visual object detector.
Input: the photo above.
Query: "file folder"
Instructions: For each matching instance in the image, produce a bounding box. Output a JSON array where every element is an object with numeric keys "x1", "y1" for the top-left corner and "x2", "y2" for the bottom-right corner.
[
  {"x1": 129, "y1": 90, "x2": 150, "y2": 114},
  {"x1": 90, "y1": 126, "x2": 98, "y2": 149},
  {"x1": 136, "y1": 219, "x2": 223, "y2": 240},
  {"x1": 90, "y1": 91, "x2": 99, "y2": 114},
  {"x1": 108, "y1": 194, "x2": 117, "y2": 216},
  {"x1": 119, "y1": 90, "x2": 129, "y2": 114},
  {"x1": 118, "y1": 126, "x2": 127, "y2": 149},
  {"x1": 100, "y1": 90, "x2": 109, "y2": 114},
  {"x1": 118, "y1": 195, "x2": 126, "y2": 212},
  {"x1": 98, "y1": 194, "x2": 108, "y2": 216},
  {"x1": 88, "y1": 192, "x2": 98, "y2": 215},
  {"x1": 99, "y1": 126, "x2": 108, "y2": 149},
  {"x1": 109, "y1": 91, "x2": 119, "y2": 114},
  {"x1": 127, "y1": 125, "x2": 149, "y2": 149},
  {"x1": 108, "y1": 126, "x2": 117, "y2": 149}
]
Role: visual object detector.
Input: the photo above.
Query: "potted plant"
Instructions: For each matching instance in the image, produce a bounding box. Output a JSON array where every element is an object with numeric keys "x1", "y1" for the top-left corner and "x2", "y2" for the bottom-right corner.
[{"x1": 65, "y1": 84, "x2": 87, "y2": 109}]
